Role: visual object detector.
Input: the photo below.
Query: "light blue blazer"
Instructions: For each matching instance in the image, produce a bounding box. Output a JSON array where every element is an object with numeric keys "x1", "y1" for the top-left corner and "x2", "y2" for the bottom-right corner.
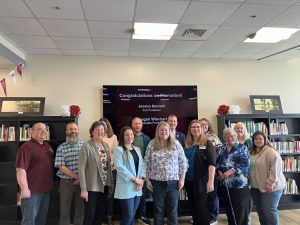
[{"x1": 114, "y1": 145, "x2": 145, "y2": 199}]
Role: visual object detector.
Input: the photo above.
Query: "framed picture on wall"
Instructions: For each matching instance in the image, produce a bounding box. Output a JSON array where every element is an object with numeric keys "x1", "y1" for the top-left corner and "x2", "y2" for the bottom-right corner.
[
  {"x1": 0, "y1": 97, "x2": 45, "y2": 116},
  {"x1": 249, "y1": 95, "x2": 283, "y2": 114}
]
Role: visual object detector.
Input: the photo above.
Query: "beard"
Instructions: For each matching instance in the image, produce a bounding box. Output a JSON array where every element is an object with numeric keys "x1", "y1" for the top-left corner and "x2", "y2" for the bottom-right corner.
[{"x1": 66, "y1": 134, "x2": 79, "y2": 144}]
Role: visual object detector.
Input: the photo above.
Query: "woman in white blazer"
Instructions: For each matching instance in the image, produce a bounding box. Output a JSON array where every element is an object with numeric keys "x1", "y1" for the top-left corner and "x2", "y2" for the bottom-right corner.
[{"x1": 114, "y1": 126, "x2": 145, "y2": 225}]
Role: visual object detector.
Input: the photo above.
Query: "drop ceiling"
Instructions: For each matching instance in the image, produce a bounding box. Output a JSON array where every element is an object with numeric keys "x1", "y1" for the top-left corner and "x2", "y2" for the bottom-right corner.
[{"x1": 0, "y1": 0, "x2": 300, "y2": 63}]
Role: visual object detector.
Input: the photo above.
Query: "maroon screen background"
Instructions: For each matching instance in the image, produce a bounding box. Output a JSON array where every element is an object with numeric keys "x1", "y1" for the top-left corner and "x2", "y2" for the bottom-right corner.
[{"x1": 102, "y1": 85, "x2": 197, "y2": 138}]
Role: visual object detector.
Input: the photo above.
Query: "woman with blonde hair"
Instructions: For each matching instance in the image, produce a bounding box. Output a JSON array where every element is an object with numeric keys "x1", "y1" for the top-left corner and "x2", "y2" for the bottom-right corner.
[
  {"x1": 233, "y1": 122, "x2": 252, "y2": 148},
  {"x1": 184, "y1": 119, "x2": 216, "y2": 225},
  {"x1": 144, "y1": 121, "x2": 188, "y2": 225}
]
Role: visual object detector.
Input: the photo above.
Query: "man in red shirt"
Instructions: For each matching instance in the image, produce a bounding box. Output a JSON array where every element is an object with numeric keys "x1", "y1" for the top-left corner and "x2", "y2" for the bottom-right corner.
[{"x1": 16, "y1": 122, "x2": 53, "y2": 225}]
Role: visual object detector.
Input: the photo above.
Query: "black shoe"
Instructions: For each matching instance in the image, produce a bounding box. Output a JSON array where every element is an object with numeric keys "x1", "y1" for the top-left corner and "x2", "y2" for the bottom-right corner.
[{"x1": 138, "y1": 216, "x2": 151, "y2": 225}]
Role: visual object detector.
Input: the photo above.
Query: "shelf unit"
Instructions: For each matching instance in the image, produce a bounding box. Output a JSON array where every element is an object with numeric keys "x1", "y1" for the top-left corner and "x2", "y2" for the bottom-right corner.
[
  {"x1": 217, "y1": 114, "x2": 300, "y2": 209},
  {"x1": 0, "y1": 116, "x2": 77, "y2": 225}
]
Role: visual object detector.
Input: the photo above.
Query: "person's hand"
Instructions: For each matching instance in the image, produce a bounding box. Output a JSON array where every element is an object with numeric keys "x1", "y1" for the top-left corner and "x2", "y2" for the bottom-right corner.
[
  {"x1": 178, "y1": 178, "x2": 185, "y2": 191},
  {"x1": 81, "y1": 191, "x2": 88, "y2": 202},
  {"x1": 207, "y1": 181, "x2": 214, "y2": 193},
  {"x1": 223, "y1": 169, "x2": 234, "y2": 179},
  {"x1": 265, "y1": 183, "x2": 274, "y2": 192},
  {"x1": 146, "y1": 179, "x2": 153, "y2": 192},
  {"x1": 218, "y1": 171, "x2": 225, "y2": 180},
  {"x1": 21, "y1": 188, "x2": 31, "y2": 199},
  {"x1": 134, "y1": 178, "x2": 144, "y2": 187},
  {"x1": 109, "y1": 185, "x2": 114, "y2": 193},
  {"x1": 74, "y1": 174, "x2": 80, "y2": 185}
]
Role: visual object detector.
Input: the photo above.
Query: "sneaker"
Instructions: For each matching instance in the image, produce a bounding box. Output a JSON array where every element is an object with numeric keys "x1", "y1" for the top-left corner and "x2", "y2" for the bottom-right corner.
[
  {"x1": 210, "y1": 220, "x2": 217, "y2": 225},
  {"x1": 138, "y1": 216, "x2": 151, "y2": 225}
]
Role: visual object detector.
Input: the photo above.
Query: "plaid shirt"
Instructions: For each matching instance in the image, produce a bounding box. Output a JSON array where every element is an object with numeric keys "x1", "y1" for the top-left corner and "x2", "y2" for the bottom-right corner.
[{"x1": 54, "y1": 140, "x2": 84, "y2": 179}]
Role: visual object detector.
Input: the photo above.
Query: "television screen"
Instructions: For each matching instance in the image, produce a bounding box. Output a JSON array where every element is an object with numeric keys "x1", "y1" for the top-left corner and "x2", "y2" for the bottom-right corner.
[{"x1": 102, "y1": 85, "x2": 198, "y2": 138}]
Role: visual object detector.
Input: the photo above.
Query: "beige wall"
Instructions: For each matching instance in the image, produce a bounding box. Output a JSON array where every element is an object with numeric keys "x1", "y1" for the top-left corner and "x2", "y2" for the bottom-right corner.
[{"x1": 1, "y1": 55, "x2": 300, "y2": 140}]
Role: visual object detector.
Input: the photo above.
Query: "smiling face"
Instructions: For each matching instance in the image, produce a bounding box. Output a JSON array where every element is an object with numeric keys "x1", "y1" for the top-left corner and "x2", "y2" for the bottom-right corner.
[
  {"x1": 31, "y1": 123, "x2": 48, "y2": 143},
  {"x1": 158, "y1": 124, "x2": 170, "y2": 142},
  {"x1": 190, "y1": 121, "x2": 202, "y2": 138},
  {"x1": 66, "y1": 123, "x2": 79, "y2": 137},
  {"x1": 199, "y1": 120, "x2": 209, "y2": 133},
  {"x1": 234, "y1": 124, "x2": 244, "y2": 137},
  {"x1": 224, "y1": 134, "x2": 237, "y2": 147},
  {"x1": 92, "y1": 124, "x2": 105, "y2": 141},
  {"x1": 131, "y1": 117, "x2": 143, "y2": 135},
  {"x1": 124, "y1": 128, "x2": 134, "y2": 145},
  {"x1": 254, "y1": 134, "x2": 265, "y2": 149},
  {"x1": 167, "y1": 115, "x2": 178, "y2": 131}
]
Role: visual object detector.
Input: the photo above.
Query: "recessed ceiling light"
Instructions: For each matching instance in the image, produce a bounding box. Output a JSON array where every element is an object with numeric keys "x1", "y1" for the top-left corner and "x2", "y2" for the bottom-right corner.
[
  {"x1": 133, "y1": 23, "x2": 178, "y2": 40},
  {"x1": 244, "y1": 27, "x2": 299, "y2": 43}
]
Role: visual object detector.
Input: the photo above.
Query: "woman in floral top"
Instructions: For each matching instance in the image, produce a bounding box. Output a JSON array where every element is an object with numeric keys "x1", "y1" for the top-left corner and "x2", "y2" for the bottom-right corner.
[
  {"x1": 144, "y1": 121, "x2": 188, "y2": 225},
  {"x1": 216, "y1": 128, "x2": 251, "y2": 225}
]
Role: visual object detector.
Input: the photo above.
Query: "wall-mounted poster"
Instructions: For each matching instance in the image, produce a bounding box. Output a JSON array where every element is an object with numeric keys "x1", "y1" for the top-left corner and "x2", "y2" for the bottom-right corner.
[{"x1": 102, "y1": 85, "x2": 198, "y2": 138}]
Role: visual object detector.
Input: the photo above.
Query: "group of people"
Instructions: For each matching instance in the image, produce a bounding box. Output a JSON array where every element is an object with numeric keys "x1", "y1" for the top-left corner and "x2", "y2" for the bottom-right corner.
[{"x1": 15, "y1": 115, "x2": 286, "y2": 225}]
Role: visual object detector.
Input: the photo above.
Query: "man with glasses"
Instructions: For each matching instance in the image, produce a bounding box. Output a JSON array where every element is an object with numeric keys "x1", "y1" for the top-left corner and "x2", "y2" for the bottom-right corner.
[
  {"x1": 16, "y1": 122, "x2": 53, "y2": 225},
  {"x1": 55, "y1": 122, "x2": 84, "y2": 225}
]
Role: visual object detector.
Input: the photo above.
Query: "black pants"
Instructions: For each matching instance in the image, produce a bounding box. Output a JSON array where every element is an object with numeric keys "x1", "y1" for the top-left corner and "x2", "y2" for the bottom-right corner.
[
  {"x1": 185, "y1": 181, "x2": 210, "y2": 225},
  {"x1": 83, "y1": 187, "x2": 108, "y2": 225},
  {"x1": 219, "y1": 186, "x2": 251, "y2": 225}
]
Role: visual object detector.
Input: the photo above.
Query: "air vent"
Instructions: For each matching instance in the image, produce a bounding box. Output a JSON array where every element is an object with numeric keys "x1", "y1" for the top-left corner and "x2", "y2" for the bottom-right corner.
[{"x1": 183, "y1": 29, "x2": 207, "y2": 38}]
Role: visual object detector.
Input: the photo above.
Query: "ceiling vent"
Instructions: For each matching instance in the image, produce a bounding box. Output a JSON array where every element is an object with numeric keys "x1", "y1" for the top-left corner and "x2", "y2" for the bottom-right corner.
[{"x1": 182, "y1": 29, "x2": 207, "y2": 38}]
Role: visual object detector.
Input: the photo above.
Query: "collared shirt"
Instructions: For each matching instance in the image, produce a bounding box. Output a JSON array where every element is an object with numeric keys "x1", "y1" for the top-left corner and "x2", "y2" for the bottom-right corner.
[
  {"x1": 144, "y1": 140, "x2": 188, "y2": 181},
  {"x1": 54, "y1": 140, "x2": 84, "y2": 179},
  {"x1": 216, "y1": 143, "x2": 250, "y2": 189}
]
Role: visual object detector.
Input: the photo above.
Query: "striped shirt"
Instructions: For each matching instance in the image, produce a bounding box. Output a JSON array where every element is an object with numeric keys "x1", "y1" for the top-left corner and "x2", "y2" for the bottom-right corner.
[{"x1": 54, "y1": 140, "x2": 84, "y2": 179}]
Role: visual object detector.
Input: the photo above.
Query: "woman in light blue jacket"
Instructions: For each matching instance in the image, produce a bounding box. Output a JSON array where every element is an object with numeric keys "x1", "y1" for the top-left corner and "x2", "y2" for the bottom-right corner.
[{"x1": 114, "y1": 126, "x2": 145, "y2": 225}]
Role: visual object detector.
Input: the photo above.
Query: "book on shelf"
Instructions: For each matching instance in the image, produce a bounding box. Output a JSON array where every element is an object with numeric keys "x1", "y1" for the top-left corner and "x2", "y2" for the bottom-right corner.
[
  {"x1": 272, "y1": 140, "x2": 300, "y2": 154},
  {"x1": 282, "y1": 156, "x2": 300, "y2": 172},
  {"x1": 0, "y1": 124, "x2": 16, "y2": 142},
  {"x1": 284, "y1": 178, "x2": 299, "y2": 195},
  {"x1": 226, "y1": 120, "x2": 268, "y2": 136},
  {"x1": 270, "y1": 119, "x2": 288, "y2": 135}
]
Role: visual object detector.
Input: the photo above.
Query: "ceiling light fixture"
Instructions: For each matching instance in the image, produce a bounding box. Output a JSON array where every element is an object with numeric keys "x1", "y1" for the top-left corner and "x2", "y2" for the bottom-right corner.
[
  {"x1": 244, "y1": 27, "x2": 299, "y2": 43},
  {"x1": 133, "y1": 23, "x2": 178, "y2": 40}
]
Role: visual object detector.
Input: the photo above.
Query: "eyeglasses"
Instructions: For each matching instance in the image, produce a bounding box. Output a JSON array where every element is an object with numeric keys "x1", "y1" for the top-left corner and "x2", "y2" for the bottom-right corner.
[{"x1": 33, "y1": 128, "x2": 48, "y2": 132}]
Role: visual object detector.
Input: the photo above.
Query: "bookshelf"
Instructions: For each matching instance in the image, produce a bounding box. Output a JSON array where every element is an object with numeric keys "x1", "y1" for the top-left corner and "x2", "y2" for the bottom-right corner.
[
  {"x1": 217, "y1": 114, "x2": 300, "y2": 209},
  {"x1": 0, "y1": 116, "x2": 77, "y2": 225}
]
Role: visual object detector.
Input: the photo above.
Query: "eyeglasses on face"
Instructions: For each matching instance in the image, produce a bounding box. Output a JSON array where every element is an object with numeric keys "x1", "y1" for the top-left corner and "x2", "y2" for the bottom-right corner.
[{"x1": 33, "y1": 128, "x2": 48, "y2": 132}]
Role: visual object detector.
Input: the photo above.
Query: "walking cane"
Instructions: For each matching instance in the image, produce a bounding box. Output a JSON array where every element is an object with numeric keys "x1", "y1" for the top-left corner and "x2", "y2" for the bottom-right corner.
[{"x1": 224, "y1": 180, "x2": 237, "y2": 225}]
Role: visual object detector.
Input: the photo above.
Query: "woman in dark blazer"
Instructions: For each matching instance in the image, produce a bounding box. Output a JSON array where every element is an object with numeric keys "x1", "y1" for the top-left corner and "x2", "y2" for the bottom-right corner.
[
  {"x1": 114, "y1": 126, "x2": 145, "y2": 225},
  {"x1": 78, "y1": 121, "x2": 113, "y2": 225}
]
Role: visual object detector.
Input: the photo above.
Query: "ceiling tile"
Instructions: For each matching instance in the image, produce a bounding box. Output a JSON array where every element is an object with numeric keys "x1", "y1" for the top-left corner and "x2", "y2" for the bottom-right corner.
[
  {"x1": 181, "y1": 1, "x2": 241, "y2": 25},
  {"x1": 39, "y1": 19, "x2": 90, "y2": 37},
  {"x1": 93, "y1": 38, "x2": 130, "y2": 51},
  {"x1": 96, "y1": 50, "x2": 129, "y2": 57},
  {"x1": 88, "y1": 21, "x2": 132, "y2": 38},
  {"x1": 0, "y1": 0, "x2": 33, "y2": 17},
  {"x1": 224, "y1": 3, "x2": 291, "y2": 26},
  {"x1": 82, "y1": 0, "x2": 135, "y2": 21},
  {"x1": 245, "y1": 0, "x2": 298, "y2": 5},
  {"x1": 24, "y1": 48, "x2": 62, "y2": 55},
  {"x1": 163, "y1": 40, "x2": 203, "y2": 53},
  {"x1": 130, "y1": 40, "x2": 168, "y2": 51},
  {"x1": 129, "y1": 51, "x2": 161, "y2": 57},
  {"x1": 135, "y1": 0, "x2": 189, "y2": 23},
  {"x1": 6, "y1": 35, "x2": 57, "y2": 48},
  {"x1": 267, "y1": 6, "x2": 300, "y2": 28},
  {"x1": 0, "y1": 18, "x2": 47, "y2": 35},
  {"x1": 25, "y1": 0, "x2": 84, "y2": 20},
  {"x1": 195, "y1": 41, "x2": 238, "y2": 53},
  {"x1": 161, "y1": 52, "x2": 192, "y2": 58},
  {"x1": 208, "y1": 25, "x2": 259, "y2": 42},
  {"x1": 191, "y1": 51, "x2": 224, "y2": 59},
  {"x1": 52, "y1": 37, "x2": 94, "y2": 49},
  {"x1": 61, "y1": 49, "x2": 96, "y2": 56}
]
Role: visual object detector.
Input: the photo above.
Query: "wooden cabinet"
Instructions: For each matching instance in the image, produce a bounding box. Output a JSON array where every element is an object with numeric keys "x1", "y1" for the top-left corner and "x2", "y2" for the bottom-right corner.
[
  {"x1": 217, "y1": 114, "x2": 300, "y2": 209},
  {"x1": 0, "y1": 116, "x2": 76, "y2": 225}
]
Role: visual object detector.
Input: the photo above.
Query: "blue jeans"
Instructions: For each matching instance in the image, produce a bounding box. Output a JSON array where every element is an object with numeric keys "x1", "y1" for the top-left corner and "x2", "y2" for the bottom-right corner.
[
  {"x1": 21, "y1": 192, "x2": 50, "y2": 225},
  {"x1": 151, "y1": 180, "x2": 179, "y2": 225},
  {"x1": 251, "y1": 188, "x2": 283, "y2": 225},
  {"x1": 119, "y1": 196, "x2": 141, "y2": 225},
  {"x1": 136, "y1": 184, "x2": 148, "y2": 218}
]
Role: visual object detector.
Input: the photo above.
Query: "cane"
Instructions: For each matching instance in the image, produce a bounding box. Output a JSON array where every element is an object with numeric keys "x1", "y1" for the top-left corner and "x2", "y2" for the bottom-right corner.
[{"x1": 224, "y1": 180, "x2": 237, "y2": 225}]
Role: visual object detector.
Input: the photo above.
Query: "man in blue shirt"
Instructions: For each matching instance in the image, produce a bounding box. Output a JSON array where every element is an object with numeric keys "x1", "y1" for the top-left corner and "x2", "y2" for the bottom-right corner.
[{"x1": 54, "y1": 122, "x2": 84, "y2": 225}]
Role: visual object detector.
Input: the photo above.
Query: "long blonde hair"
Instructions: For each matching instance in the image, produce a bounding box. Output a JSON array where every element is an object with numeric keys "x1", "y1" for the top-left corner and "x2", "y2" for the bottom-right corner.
[
  {"x1": 233, "y1": 122, "x2": 249, "y2": 142},
  {"x1": 152, "y1": 121, "x2": 175, "y2": 150},
  {"x1": 185, "y1": 119, "x2": 207, "y2": 149}
]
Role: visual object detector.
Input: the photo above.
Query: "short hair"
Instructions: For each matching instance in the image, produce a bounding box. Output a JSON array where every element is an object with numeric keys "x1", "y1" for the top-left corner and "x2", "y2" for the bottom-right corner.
[
  {"x1": 199, "y1": 117, "x2": 214, "y2": 133},
  {"x1": 152, "y1": 121, "x2": 175, "y2": 150},
  {"x1": 89, "y1": 121, "x2": 106, "y2": 138},
  {"x1": 233, "y1": 122, "x2": 250, "y2": 141},
  {"x1": 130, "y1": 116, "x2": 142, "y2": 126},
  {"x1": 66, "y1": 122, "x2": 77, "y2": 130},
  {"x1": 99, "y1": 118, "x2": 115, "y2": 137},
  {"x1": 167, "y1": 114, "x2": 177, "y2": 120},
  {"x1": 223, "y1": 128, "x2": 237, "y2": 140}
]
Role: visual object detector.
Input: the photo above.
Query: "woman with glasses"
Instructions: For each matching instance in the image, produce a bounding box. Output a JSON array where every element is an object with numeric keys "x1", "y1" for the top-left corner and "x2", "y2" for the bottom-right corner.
[
  {"x1": 78, "y1": 121, "x2": 113, "y2": 225},
  {"x1": 184, "y1": 119, "x2": 216, "y2": 225}
]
